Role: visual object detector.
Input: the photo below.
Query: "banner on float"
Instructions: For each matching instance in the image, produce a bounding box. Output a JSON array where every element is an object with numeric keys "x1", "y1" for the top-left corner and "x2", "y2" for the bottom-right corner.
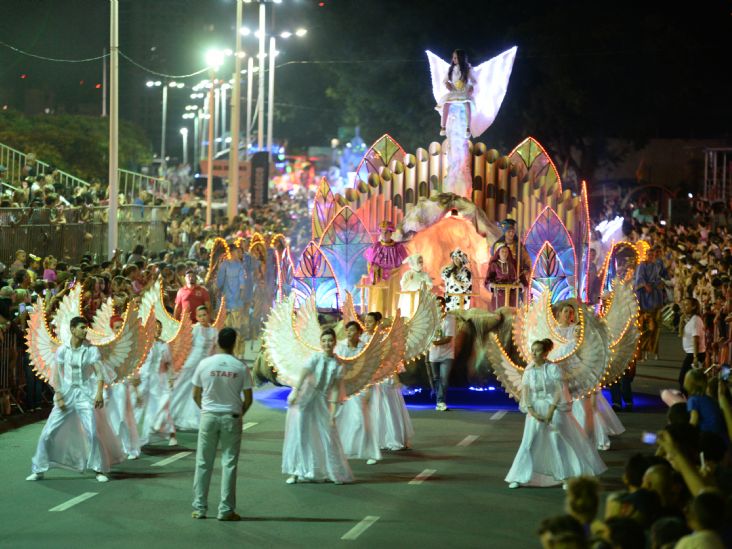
[{"x1": 251, "y1": 152, "x2": 269, "y2": 207}]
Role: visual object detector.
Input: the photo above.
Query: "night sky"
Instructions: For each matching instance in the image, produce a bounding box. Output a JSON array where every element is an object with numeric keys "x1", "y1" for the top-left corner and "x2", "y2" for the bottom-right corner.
[{"x1": 0, "y1": 0, "x2": 730, "y2": 151}]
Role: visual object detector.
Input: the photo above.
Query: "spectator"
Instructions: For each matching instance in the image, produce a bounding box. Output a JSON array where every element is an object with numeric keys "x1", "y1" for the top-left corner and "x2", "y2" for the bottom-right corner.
[
  {"x1": 678, "y1": 298, "x2": 705, "y2": 392},
  {"x1": 564, "y1": 477, "x2": 599, "y2": 535},
  {"x1": 174, "y1": 269, "x2": 212, "y2": 322},
  {"x1": 683, "y1": 369, "x2": 726, "y2": 438},
  {"x1": 537, "y1": 515, "x2": 587, "y2": 549},
  {"x1": 675, "y1": 491, "x2": 726, "y2": 548},
  {"x1": 649, "y1": 517, "x2": 689, "y2": 549}
]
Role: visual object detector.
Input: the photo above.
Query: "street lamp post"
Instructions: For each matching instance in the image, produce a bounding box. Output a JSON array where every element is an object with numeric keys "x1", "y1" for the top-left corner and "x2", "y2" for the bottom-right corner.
[
  {"x1": 257, "y1": 1, "x2": 265, "y2": 150},
  {"x1": 267, "y1": 36, "x2": 275, "y2": 159},
  {"x1": 108, "y1": 0, "x2": 119, "y2": 258},
  {"x1": 205, "y1": 49, "x2": 224, "y2": 227},
  {"x1": 180, "y1": 127, "x2": 188, "y2": 165},
  {"x1": 147, "y1": 80, "x2": 184, "y2": 174},
  {"x1": 228, "y1": 0, "x2": 244, "y2": 223}
]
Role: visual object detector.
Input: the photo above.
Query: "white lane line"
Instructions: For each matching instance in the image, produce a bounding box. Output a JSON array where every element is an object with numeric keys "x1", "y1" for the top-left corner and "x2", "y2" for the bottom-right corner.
[
  {"x1": 151, "y1": 451, "x2": 193, "y2": 467},
  {"x1": 457, "y1": 435, "x2": 479, "y2": 447},
  {"x1": 49, "y1": 492, "x2": 98, "y2": 512},
  {"x1": 341, "y1": 516, "x2": 380, "y2": 540},
  {"x1": 242, "y1": 421, "x2": 258, "y2": 431},
  {"x1": 490, "y1": 410, "x2": 507, "y2": 421},
  {"x1": 408, "y1": 468, "x2": 437, "y2": 485}
]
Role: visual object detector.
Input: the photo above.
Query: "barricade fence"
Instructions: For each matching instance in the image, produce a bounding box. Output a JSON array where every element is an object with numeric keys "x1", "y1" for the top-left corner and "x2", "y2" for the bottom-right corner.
[{"x1": 0, "y1": 206, "x2": 168, "y2": 264}]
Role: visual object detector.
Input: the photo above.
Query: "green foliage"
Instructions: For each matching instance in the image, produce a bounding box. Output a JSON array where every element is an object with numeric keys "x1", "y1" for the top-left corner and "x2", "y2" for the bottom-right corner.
[{"x1": 0, "y1": 110, "x2": 152, "y2": 182}]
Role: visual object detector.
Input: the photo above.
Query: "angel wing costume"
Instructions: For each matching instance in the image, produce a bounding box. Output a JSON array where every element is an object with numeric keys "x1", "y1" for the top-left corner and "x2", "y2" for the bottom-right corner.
[{"x1": 26, "y1": 293, "x2": 155, "y2": 477}]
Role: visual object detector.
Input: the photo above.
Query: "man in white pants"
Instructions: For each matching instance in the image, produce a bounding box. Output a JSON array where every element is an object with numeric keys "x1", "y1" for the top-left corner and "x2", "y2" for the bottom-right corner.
[{"x1": 191, "y1": 327, "x2": 253, "y2": 521}]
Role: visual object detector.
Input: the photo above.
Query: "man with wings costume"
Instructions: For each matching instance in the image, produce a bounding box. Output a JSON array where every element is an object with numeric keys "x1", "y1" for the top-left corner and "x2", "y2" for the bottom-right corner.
[
  {"x1": 25, "y1": 289, "x2": 156, "y2": 482},
  {"x1": 264, "y1": 287, "x2": 439, "y2": 483}
]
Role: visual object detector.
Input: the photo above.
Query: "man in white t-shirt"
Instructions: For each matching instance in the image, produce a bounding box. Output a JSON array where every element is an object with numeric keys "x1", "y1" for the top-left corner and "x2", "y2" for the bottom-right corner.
[
  {"x1": 191, "y1": 327, "x2": 253, "y2": 521},
  {"x1": 428, "y1": 296, "x2": 456, "y2": 411},
  {"x1": 678, "y1": 297, "x2": 706, "y2": 391}
]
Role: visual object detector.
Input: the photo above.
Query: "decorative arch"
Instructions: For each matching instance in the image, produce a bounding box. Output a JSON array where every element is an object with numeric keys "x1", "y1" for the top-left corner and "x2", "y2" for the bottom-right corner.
[
  {"x1": 508, "y1": 136, "x2": 562, "y2": 193},
  {"x1": 353, "y1": 133, "x2": 406, "y2": 185},
  {"x1": 292, "y1": 241, "x2": 340, "y2": 309}
]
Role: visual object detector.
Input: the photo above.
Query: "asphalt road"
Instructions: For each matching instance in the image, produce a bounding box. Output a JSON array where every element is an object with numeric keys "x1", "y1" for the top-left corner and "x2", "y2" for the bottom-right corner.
[{"x1": 0, "y1": 333, "x2": 683, "y2": 549}]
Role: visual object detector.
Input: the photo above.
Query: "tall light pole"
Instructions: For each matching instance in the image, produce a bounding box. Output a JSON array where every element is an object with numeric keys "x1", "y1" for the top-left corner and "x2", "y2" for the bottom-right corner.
[
  {"x1": 147, "y1": 80, "x2": 184, "y2": 173},
  {"x1": 257, "y1": 1, "x2": 265, "y2": 150},
  {"x1": 228, "y1": 0, "x2": 244, "y2": 222},
  {"x1": 180, "y1": 127, "x2": 188, "y2": 165},
  {"x1": 108, "y1": 0, "x2": 119, "y2": 258},
  {"x1": 267, "y1": 36, "x2": 276, "y2": 159},
  {"x1": 205, "y1": 49, "x2": 224, "y2": 227},
  {"x1": 246, "y1": 57, "x2": 254, "y2": 161}
]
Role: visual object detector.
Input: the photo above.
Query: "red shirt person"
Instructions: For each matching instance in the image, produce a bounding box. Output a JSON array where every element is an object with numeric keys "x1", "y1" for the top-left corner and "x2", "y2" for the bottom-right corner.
[{"x1": 174, "y1": 269, "x2": 213, "y2": 322}]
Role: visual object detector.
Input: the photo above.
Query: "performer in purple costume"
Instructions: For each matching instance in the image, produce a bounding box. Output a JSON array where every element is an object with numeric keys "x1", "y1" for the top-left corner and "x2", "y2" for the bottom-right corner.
[{"x1": 364, "y1": 220, "x2": 409, "y2": 284}]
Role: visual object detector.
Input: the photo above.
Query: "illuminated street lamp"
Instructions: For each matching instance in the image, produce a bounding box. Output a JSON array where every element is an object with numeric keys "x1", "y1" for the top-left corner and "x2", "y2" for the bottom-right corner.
[
  {"x1": 179, "y1": 127, "x2": 189, "y2": 165},
  {"x1": 204, "y1": 49, "x2": 225, "y2": 226},
  {"x1": 146, "y1": 80, "x2": 185, "y2": 173}
]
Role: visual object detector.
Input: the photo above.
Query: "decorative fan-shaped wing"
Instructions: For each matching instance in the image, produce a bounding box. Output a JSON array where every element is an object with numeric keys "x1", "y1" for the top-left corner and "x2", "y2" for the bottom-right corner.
[
  {"x1": 295, "y1": 294, "x2": 322, "y2": 349},
  {"x1": 558, "y1": 311, "x2": 611, "y2": 399},
  {"x1": 97, "y1": 306, "x2": 156, "y2": 383},
  {"x1": 25, "y1": 298, "x2": 61, "y2": 388},
  {"x1": 167, "y1": 310, "x2": 194, "y2": 372},
  {"x1": 470, "y1": 46, "x2": 518, "y2": 137},
  {"x1": 88, "y1": 297, "x2": 116, "y2": 345},
  {"x1": 601, "y1": 279, "x2": 641, "y2": 385},
  {"x1": 425, "y1": 50, "x2": 450, "y2": 105},
  {"x1": 263, "y1": 294, "x2": 319, "y2": 387},
  {"x1": 213, "y1": 297, "x2": 227, "y2": 331},
  {"x1": 139, "y1": 279, "x2": 180, "y2": 342},
  {"x1": 344, "y1": 314, "x2": 407, "y2": 396},
  {"x1": 404, "y1": 287, "x2": 441, "y2": 363},
  {"x1": 485, "y1": 332, "x2": 524, "y2": 402},
  {"x1": 513, "y1": 289, "x2": 567, "y2": 362},
  {"x1": 205, "y1": 237, "x2": 233, "y2": 285},
  {"x1": 52, "y1": 285, "x2": 81, "y2": 345},
  {"x1": 341, "y1": 291, "x2": 364, "y2": 330}
]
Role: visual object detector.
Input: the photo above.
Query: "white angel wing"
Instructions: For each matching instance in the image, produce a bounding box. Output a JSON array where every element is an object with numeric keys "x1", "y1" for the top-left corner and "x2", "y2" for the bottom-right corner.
[
  {"x1": 425, "y1": 50, "x2": 451, "y2": 105},
  {"x1": 485, "y1": 332, "x2": 524, "y2": 402},
  {"x1": 88, "y1": 297, "x2": 116, "y2": 344},
  {"x1": 167, "y1": 310, "x2": 194, "y2": 372},
  {"x1": 263, "y1": 294, "x2": 319, "y2": 387},
  {"x1": 213, "y1": 296, "x2": 227, "y2": 332},
  {"x1": 556, "y1": 310, "x2": 611, "y2": 399},
  {"x1": 341, "y1": 291, "x2": 364, "y2": 330},
  {"x1": 513, "y1": 289, "x2": 567, "y2": 363},
  {"x1": 404, "y1": 287, "x2": 441, "y2": 363},
  {"x1": 295, "y1": 294, "x2": 322, "y2": 349},
  {"x1": 140, "y1": 279, "x2": 180, "y2": 342},
  {"x1": 52, "y1": 285, "x2": 82, "y2": 345},
  {"x1": 470, "y1": 46, "x2": 518, "y2": 137},
  {"x1": 97, "y1": 306, "x2": 156, "y2": 383},
  {"x1": 601, "y1": 279, "x2": 641, "y2": 385},
  {"x1": 25, "y1": 298, "x2": 62, "y2": 388}
]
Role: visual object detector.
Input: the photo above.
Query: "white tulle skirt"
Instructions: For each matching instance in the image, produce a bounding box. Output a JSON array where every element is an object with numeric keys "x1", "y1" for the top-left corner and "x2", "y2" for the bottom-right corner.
[
  {"x1": 170, "y1": 366, "x2": 201, "y2": 431},
  {"x1": 105, "y1": 382, "x2": 140, "y2": 458},
  {"x1": 572, "y1": 393, "x2": 625, "y2": 450},
  {"x1": 282, "y1": 385, "x2": 353, "y2": 483},
  {"x1": 505, "y1": 402, "x2": 607, "y2": 487},
  {"x1": 336, "y1": 392, "x2": 381, "y2": 461},
  {"x1": 369, "y1": 378, "x2": 414, "y2": 451},
  {"x1": 31, "y1": 387, "x2": 126, "y2": 474},
  {"x1": 139, "y1": 377, "x2": 176, "y2": 445}
]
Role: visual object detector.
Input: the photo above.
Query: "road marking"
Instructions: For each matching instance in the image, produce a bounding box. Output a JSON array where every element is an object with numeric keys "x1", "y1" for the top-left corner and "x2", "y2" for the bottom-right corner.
[
  {"x1": 242, "y1": 421, "x2": 258, "y2": 431},
  {"x1": 341, "y1": 516, "x2": 380, "y2": 540},
  {"x1": 408, "y1": 468, "x2": 437, "y2": 485},
  {"x1": 49, "y1": 492, "x2": 98, "y2": 512},
  {"x1": 151, "y1": 451, "x2": 193, "y2": 467},
  {"x1": 490, "y1": 411, "x2": 507, "y2": 421},
  {"x1": 457, "y1": 435, "x2": 479, "y2": 447}
]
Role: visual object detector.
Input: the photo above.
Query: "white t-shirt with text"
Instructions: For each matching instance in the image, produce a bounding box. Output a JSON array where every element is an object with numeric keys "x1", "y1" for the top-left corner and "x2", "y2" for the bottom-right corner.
[
  {"x1": 192, "y1": 353, "x2": 253, "y2": 414},
  {"x1": 682, "y1": 315, "x2": 705, "y2": 354},
  {"x1": 429, "y1": 314, "x2": 456, "y2": 362}
]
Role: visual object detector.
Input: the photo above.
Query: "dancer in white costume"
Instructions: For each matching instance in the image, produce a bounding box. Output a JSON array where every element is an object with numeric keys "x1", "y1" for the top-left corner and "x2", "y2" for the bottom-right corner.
[
  {"x1": 335, "y1": 321, "x2": 381, "y2": 465},
  {"x1": 26, "y1": 314, "x2": 149, "y2": 482},
  {"x1": 554, "y1": 304, "x2": 625, "y2": 451},
  {"x1": 505, "y1": 339, "x2": 607, "y2": 489},
  {"x1": 398, "y1": 254, "x2": 433, "y2": 318},
  {"x1": 362, "y1": 312, "x2": 414, "y2": 451},
  {"x1": 137, "y1": 320, "x2": 178, "y2": 447},
  {"x1": 170, "y1": 306, "x2": 218, "y2": 430},
  {"x1": 282, "y1": 328, "x2": 353, "y2": 484}
]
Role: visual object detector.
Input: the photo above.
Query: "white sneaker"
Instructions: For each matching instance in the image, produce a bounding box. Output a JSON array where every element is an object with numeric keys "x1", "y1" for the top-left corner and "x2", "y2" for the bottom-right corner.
[
  {"x1": 436, "y1": 402, "x2": 448, "y2": 411},
  {"x1": 95, "y1": 473, "x2": 110, "y2": 483},
  {"x1": 285, "y1": 475, "x2": 297, "y2": 484},
  {"x1": 168, "y1": 436, "x2": 178, "y2": 447},
  {"x1": 562, "y1": 482, "x2": 568, "y2": 490},
  {"x1": 127, "y1": 454, "x2": 139, "y2": 460},
  {"x1": 366, "y1": 459, "x2": 378, "y2": 465},
  {"x1": 508, "y1": 482, "x2": 519, "y2": 489},
  {"x1": 26, "y1": 472, "x2": 43, "y2": 481}
]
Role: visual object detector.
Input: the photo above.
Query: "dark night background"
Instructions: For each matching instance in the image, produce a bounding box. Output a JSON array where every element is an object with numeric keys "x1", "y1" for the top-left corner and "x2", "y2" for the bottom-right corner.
[{"x1": 0, "y1": 0, "x2": 730, "y2": 179}]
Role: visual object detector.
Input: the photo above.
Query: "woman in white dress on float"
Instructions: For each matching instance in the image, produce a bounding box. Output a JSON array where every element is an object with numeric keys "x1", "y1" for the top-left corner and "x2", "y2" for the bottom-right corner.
[
  {"x1": 506, "y1": 339, "x2": 606, "y2": 489},
  {"x1": 170, "y1": 305, "x2": 217, "y2": 430},
  {"x1": 282, "y1": 328, "x2": 353, "y2": 484},
  {"x1": 554, "y1": 304, "x2": 625, "y2": 450},
  {"x1": 362, "y1": 312, "x2": 414, "y2": 451}
]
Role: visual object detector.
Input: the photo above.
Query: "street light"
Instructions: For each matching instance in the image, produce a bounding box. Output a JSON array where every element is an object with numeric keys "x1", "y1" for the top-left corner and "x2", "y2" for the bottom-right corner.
[
  {"x1": 180, "y1": 127, "x2": 189, "y2": 165},
  {"x1": 146, "y1": 80, "x2": 185, "y2": 174},
  {"x1": 204, "y1": 49, "x2": 225, "y2": 226}
]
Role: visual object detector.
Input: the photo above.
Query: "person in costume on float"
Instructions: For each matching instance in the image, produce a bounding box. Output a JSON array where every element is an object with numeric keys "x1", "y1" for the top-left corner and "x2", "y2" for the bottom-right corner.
[
  {"x1": 364, "y1": 221, "x2": 409, "y2": 285},
  {"x1": 361, "y1": 312, "x2": 414, "y2": 451},
  {"x1": 26, "y1": 317, "x2": 125, "y2": 483},
  {"x1": 398, "y1": 254, "x2": 433, "y2": 318},
  {"x1": 505, "y1": 339, "x2": 607, "y2": 489},
  {"x1": 441, "y1": 248, "x2": 472, "y2": 311},
  {"x1": 216, "y1": 244, "x2": 246, "y2": 358},
  {"x1": 436, "y1": 49, "x2": 476, "y2": 138},
  {"x1": 635, "y1": 245, "x2": 669, "y2": 361},
  {"x1": 335, "y1": 321, "x2": 381, "y2": 465},
  {"x1": 170, "y1": 305, "x2": 218, "y2": 430},
  {"x1": 491, "y1": 218, "x2": 530, "y2": 277},
  {"x1": 282, "y1": 328, "x2": 353, "y2": 485},
  {"x1": 484, "y1": 243, "x2": 527, "y2": 309},
  {"x1": 553, "y1": 303, "x2": 625, "y2": 451}
]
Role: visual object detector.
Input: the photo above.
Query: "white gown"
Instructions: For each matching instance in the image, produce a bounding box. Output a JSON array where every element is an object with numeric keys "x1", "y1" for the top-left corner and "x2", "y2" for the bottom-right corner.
[
  {"x1": 170, "y1": 324, "x2": 217, "y2": 430},
  {"x1": 335, "y1": 341, "x2": 381, "y2": 462},
  {"x1": 555, "y1": 325, "x2": 625, "y2": 450},
  {"x1": 282, "y1": 353, "x2": 353, "y2": 483},
  {"x1": 31, "y1": 344, "x2": 126, "y2": 474},
  {"x1": 105, "y1": 380, "x2": 140, "y2": 458},
  {"x1": 505, "y1": 362, "x2": 607, "y2": 486},
  {"x1": 398, "y1": 269, "x2": 432, "y2": 318},
  {"x1": 137, "y1": 341, "x2": 176, "y2": 445}
]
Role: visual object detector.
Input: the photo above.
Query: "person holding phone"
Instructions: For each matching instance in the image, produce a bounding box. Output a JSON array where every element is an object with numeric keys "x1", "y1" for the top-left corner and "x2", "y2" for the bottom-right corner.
[{"x1": 679, "y1": 298, "x2": 706, "y2": 393}]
